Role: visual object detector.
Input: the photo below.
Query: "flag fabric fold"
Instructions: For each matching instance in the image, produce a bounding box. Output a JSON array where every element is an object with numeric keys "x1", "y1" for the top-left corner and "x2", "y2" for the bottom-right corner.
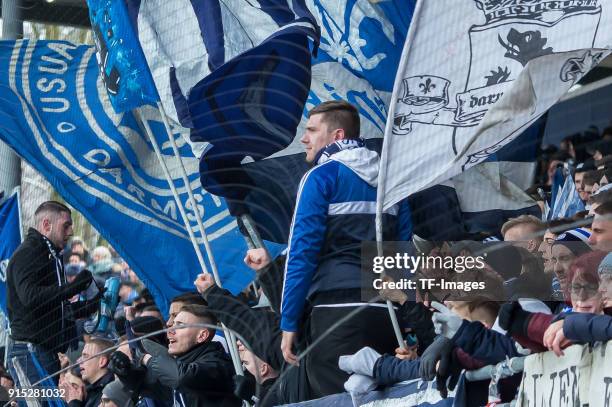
[
  {"x1": 189, "y1": 27, "x2": 315, "y2": 202},
  {"x1": 0, "y1": 40, "x2": 273, "y2": 315},
  {"x1": 381, "y1": 0, "x2": 612, "y2": 210},
  {"x1": 87, "y1": 0, "x2": 159, "y2": 112},
  {"x1": 121, "y1": 0, "x2": 321, "y2": 215},
  {"x1": 408, "y1": 117, "x2": 544, "y2": 240},
  {"x1": 132, "y1": 0, "x2": 319, "y2": 126},
  {"x1": 283, "y1": 377, "x2": 460, "y2": 406}
]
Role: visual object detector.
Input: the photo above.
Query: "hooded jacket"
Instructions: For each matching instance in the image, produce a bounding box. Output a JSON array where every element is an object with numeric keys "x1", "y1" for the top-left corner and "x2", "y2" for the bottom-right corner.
[{"x1": 280, "y1": 146, "x2": 412, "y2": 332}]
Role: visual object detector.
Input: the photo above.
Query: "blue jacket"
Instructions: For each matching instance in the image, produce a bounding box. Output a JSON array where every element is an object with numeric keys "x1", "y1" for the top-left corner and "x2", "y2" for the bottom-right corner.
[
  {"x1": 452, "y1": 321, "x2": 521, "y2": 365},
  {"x1": 373, "y1": 355, "x2": 420, "y2": 386},
  {"x1": 280, "y1": 147, "x2": 412, "y2": 332},
  {"x1": 563, "y1": 313, "x2": 612, "y2": 343}
]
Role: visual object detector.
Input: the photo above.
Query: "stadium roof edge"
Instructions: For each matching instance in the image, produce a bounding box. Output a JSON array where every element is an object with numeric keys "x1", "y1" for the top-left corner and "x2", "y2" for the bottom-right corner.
[{"x1": 1, "y1": 0, "x2": 90, "y2": 29}]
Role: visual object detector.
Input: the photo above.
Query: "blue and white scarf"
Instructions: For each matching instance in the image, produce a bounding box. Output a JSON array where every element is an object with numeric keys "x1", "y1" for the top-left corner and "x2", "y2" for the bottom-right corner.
[{"x1": 315, "y1": 138, "x2": 365, "y2": 165}]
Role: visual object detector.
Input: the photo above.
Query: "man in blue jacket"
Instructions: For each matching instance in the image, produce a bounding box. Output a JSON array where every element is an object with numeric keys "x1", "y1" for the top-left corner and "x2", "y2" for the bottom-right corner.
[{"x1": 279, "y1": 100, "x2": 412, "y2": 397}]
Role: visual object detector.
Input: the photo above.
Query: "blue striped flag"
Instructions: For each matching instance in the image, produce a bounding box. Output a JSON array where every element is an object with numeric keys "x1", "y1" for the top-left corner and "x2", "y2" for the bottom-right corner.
[
  {"x1": 550, "y1": 169, "x2": 585, "y2": 220},
  {"x1": 0, "y1": 192, "x2": 22, "y2": 314},
  {"x1": 0, "y1": 39, "x2": 281, "y2": 315},
  {"x1": 124, "y1": 1, "x2": 320, "y2": 207},
  {"x1": 86, "y1": 0, "x2": 159, "y2": 111}
]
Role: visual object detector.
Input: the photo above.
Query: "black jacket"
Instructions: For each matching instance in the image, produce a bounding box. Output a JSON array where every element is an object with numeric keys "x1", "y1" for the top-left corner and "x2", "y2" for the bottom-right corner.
[
  {"x1": 204, "y1": 285, "x2": 283, "y2": 371},
  {"x1": 258, "y1": 378, "x2": 280, "y2": 407},
  {"x1": 68, "y1": 371, "x2": 114, "y2": 407},
  {"x1": 396, "y1": 301, "x2": 436, "y2": 355},
  {"x1": 203, "y1": 279, "x2": 311, "y2": 404},
  {"x1": 255, "y1": 254, "x2": 286, "y2": 315},
  {"x1": 6, "y1": 228, "x2": 98, "y2": 352},
  {"x1": 145, "y1": 340, "x2": 241, "y2": 407}
]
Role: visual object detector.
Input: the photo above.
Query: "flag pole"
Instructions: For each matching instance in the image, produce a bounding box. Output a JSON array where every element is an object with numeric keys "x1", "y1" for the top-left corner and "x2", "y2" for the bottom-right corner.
[
  {"x1": 136, "y1": 109, "x2": 244, "y2": 377},
  {"x1": 136, "y1": 110, "x2": 208, "y2": 269},
  {"x1": 155, "y1": 103, "x2": 226, "y2": 287},
  {"x1": 375, "y1": 0, "x2": 425, "y2": 351},
  {"x1": 153, "y1": 103, "x2": 245, "y2": 376},
  {"x1": 238, "y1": 214, "x2": 266, "y2": 299}
]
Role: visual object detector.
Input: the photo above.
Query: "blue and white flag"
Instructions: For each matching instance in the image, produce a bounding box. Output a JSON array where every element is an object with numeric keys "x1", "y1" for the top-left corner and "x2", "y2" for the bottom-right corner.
[
  {"x1": 551, "y1": 171, "x2": 570, "y2": 220},
  {"x1": 0, "y1": 40, "x2": 276, "y2": 315},
  {"x1": 131, "y1": 0, "x2": 319, "y2": 126},
  {"x1": 86, "y1": 0, "x2": 159, "y2": 112},
  {"x1": 549, "y1": 167, "x2": 565, "y2": 215},
  {"x1": 0, "y1": 192, "x2": 22, "y2": 315},
  {"x1": 550, "y1": 169, "x2": 585, "y2": 220},
  {"x1": 284, "y1": 378, "x2": 459, "y2": 407},
  {"x1": 186, "y1": 0, "x2": 416, "y2": 242},
  {"x1": 381, "y1": 0, "x2": 612, "y2": 210},
  {"x1": 305, "y1": 0, "x2": 414, "y2": 139},
  {"x1": 124, "y1": 1, "x2": 320, "y2": 205},
  {"x1": 409, "y1": 117, "x2": 544, "y2": 240},
  {"x1": 542, "y1": 200, "x2": 551, "y2": 222}
]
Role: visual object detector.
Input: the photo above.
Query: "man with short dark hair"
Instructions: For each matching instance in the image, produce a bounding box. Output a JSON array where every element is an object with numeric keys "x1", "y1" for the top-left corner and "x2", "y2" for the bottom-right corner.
[
  {"x1": 166, "y1": 292, "x2": 230, "y2": 353},
  {"x1": 68, "y1": 338, "x2": 115, "y2": 407},
  {"x1": 589, "y1": 201, "x2": 612, "y2": 251},
  {"x1": 117, "y1": 304, "x2": 240, "y2": 407},
  {"x1": 301, "y1": 101, "x2": 361, "y2": 163},
  {"x1": 140, "y1": 305, "x2": 163, "y2": 321},
  {"x1": 237, "y1": 342, "x2": 280, "y2": 406},
  {"x1": 574, "y1": 163, "x2": 591, "y2": 194},
  {"x1": 165, "y1": 305, "x2": 218, "y2": 356},
  {"x1": 0, "y1": 370, "x2": 12, "y2": 385},
  {"x1": 580, "y1": 170, "x2": 604, "y2": 202},
  {"x1": 588, "y1": 186, "x2": 612, "y2": 215},
  {"x1": 280, "y1": 101, "x2": 412, "y2": 397},
  {"x1": 6, "y1": 201, "x2": 97, "y2": 387},
  {"x1": 167, "y1": 292, "x2": 206, "y2": 328}
]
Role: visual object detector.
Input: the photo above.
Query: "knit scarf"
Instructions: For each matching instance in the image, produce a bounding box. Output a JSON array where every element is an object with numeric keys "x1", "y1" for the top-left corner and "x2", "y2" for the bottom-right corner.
[
  {"x1": 42, "y1": 235, "x2": 67, "y2": 336},
  {"x1": 315, "y1": 138, "x2": 365, "y2": 165}
]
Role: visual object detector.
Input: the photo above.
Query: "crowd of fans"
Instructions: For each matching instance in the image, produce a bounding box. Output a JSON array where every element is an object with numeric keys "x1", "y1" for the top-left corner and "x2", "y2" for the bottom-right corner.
[{"x1": 3, "y1": 104, "x2": 612, "y2": 407}]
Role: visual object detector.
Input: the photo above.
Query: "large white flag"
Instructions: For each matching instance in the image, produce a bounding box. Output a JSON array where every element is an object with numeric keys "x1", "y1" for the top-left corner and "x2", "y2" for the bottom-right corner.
[{"x1": 380, "y1": 0, "x2": 612, "y2": 210}]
